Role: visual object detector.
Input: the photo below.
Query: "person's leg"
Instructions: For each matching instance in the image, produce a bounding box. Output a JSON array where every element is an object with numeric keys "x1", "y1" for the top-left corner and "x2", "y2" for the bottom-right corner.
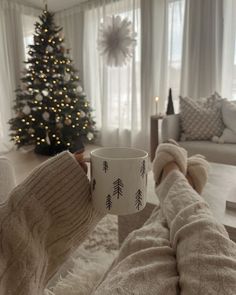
[
  {"x1": 93, "y1": 206, "x2": 179, "y2": 295},
  {"x1": 157, "y1": 165, "x2": 236, "y2": 295}
]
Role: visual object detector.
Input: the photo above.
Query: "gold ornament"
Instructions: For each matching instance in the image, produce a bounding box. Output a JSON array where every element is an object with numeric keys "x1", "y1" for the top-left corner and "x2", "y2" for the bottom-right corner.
[
  {"x1": 64, "y1": 118, "x2": 72, "y2": 126},
  {"x1": 57, "y1": 122, "x2": 63, "y2": 129},
  {"x1": 65, "y1": 97, "x2": 71, "y2": 103},
  {"x1": 28, "y1": 128, "x2": 35, "y2": 134}
]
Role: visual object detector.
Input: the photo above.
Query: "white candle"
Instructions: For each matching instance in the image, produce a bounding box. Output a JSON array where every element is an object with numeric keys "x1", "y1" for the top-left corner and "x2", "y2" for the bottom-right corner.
[{"x1": 155, "y1": 96, "x2": 159, "y2": 115}]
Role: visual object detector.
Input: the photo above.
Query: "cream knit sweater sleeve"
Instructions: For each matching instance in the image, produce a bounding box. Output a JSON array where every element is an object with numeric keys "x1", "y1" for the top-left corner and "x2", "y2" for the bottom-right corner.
[{"x1": 0, "y1": 151, "x2": 104, "y2": 295}]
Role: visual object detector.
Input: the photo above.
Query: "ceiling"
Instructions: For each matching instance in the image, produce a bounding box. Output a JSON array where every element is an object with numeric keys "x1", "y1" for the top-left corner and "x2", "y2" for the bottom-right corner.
[{"x1": 20, "y1": 0, "x2": 87, "y2": 12}]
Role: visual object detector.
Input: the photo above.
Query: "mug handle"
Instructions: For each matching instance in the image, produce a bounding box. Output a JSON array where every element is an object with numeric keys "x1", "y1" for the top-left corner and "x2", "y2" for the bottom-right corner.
[
  {"x1": 74, "y1": 149, "x2": 91, "y2": 163},
  {"x1": 84, "y1": 157, "x2": 91, "y2": 163}
]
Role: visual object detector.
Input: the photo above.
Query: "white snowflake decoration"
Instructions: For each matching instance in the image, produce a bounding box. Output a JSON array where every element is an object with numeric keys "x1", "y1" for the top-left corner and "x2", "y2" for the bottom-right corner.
[{"x1": 97, "y1": 15, "x2": 137, "y2": 67}]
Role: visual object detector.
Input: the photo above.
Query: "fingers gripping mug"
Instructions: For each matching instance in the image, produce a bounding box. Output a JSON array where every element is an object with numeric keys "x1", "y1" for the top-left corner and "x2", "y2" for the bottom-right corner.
[{"x1": 90, "y1": 147, "x2": 148, "y2": 215}]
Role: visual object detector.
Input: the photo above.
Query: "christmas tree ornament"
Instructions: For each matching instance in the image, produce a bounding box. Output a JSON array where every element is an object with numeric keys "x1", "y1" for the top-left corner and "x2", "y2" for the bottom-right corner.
[
  {"x1": 77, "y1": 85, "x2": 83, "y2": 93},
  {"x1": 56, "y1": 122, "x2": 63, "y2": 129},
  {"x1": 17, "y1": 111, "x2": 24, "y2": 118},
  {"x1": 80, "y1": 111, "x2": 86, "y2": 118},
  {"x1": 64, "y1": 118, "x2": 72, "y2": 126},
  {"x1": 42, "y1": 111, "x2": 50, "y2": 121},
  {"x1": 28, "y1": 128, "x2": 35, "y2": 134},
  {"x1": 87, "y1": 132, "x2": 94, "y2": 141},
  {"x1": 42, "y1": 89, "x2": 49, "y2": 96},
  {"x1": 97, "y1": 15, "x2": 137, "y2": 67},
  {"x1": 65, "y1": 97, "x2": 71, "y2": 103},
  {"x1": 22, "y1": 105, "x2": 31, "y2": 115},
  {"x1": 46, "y1": 45, "x2": 53, "y2": 52},
  {"x1": 64, "y1": 72, "x2": 70, "y2": 82},
  {"x1": 35, "y1": 93, "x2": 43, "y2": 101}
]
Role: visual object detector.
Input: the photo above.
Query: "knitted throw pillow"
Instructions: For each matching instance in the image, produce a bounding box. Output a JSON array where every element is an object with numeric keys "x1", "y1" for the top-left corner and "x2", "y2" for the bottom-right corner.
[{"x1": 180, "y1": 95, "x2": 224, "y2": 141}]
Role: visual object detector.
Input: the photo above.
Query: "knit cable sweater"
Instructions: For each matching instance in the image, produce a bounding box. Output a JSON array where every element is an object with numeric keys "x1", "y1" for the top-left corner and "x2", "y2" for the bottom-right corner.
[{"x1": 0, "y1": 151, "x2": 104, "y2": 295}]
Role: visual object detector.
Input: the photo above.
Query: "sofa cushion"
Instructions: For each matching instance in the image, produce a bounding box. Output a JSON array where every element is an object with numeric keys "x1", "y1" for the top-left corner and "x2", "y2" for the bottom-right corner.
[
  {"x1": 222, "y1": 100, "x2": 236, "y2": 133},
  {"x1": 213, "y1": 128, "x2": 236, "y2": 144},
  {"x1": 179, "y1": 95, "x2": 224, "y2": 140},
  {"x1": 179, "y1": 141, "x2": 236, "y2": 165}
]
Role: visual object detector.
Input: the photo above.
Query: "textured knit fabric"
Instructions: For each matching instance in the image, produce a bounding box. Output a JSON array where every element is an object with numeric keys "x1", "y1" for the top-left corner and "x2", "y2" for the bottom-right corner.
[
  {"x1": 157, "y1": 171, "x2": 236, "y2": 295},
  {"x1": 0, "y1": 151, "x2": 104, "y2": 295},
  {"x1": 0, "y1": 157, "x2": 16, "y2": 202},
  {"x1": 93, "y1": 170, "x2": 236, "y2": 295}
]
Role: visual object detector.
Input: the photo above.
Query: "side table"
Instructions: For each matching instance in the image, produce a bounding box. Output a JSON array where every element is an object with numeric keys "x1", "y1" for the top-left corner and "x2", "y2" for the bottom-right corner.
[{"x1": 150, "y1": 115, "x2": 164, "y2": 162}]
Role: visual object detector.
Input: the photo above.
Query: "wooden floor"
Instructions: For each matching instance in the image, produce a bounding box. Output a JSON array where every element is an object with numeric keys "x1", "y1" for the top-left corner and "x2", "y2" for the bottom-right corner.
[{"x1": 3, "y1": 144, "x2": 100, "y2": 184}]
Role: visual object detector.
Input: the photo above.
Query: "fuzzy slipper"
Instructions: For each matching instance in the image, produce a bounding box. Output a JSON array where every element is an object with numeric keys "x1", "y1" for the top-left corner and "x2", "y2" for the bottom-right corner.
[
  {"x1": 187, "y1": 155, "x2": 210, "y2": 194},
  {"x1": 152, "y1": 141, "x2": 187, "y2": 186}
]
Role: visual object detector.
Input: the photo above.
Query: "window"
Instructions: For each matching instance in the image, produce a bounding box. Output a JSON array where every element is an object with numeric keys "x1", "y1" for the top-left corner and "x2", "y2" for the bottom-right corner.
[
  {"x1": 232, "y1": 39, "x2": 236, "y2": 99},
  {"x1": 84, "y1": 0, "x2": 141, "y2": 135},
  {"x1": 168, "y1": 0, "x2": 185, "y2": 109}
]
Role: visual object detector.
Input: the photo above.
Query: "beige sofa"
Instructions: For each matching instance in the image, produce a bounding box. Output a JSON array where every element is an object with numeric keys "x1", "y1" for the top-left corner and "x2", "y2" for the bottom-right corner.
[{"x1": 161, "y1": 114, "x2": 236, "y2": 165}]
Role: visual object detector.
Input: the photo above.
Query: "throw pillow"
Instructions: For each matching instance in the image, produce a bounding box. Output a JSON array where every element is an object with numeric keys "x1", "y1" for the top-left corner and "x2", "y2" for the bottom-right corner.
[
  {"x1": 222, "y1": 100, "x2": 236, "y2": 133},
  {"x1": 180, "y1": 95, "x2": 224, "y2": 141},
  {"x1": 212, "y1": 128, "x2": 236, "y2": 144}
]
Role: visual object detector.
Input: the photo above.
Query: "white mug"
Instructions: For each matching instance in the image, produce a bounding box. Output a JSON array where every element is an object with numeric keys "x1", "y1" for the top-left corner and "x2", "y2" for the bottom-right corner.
[{"x1": 90, "y1": 147, "x2": 148, "y2": 215}]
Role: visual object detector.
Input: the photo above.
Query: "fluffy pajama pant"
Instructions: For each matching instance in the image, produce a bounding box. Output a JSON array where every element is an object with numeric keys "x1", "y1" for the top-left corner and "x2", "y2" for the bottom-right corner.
[{"x1": 0, "y1": 152, "x2": 235, "y2": 294}]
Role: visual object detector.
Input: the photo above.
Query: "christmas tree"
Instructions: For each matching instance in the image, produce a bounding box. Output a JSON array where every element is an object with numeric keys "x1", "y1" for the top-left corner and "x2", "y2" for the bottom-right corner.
[
  {"x1": 166, "y1": 88, "x2": 175, "y2": 115},
  {"x1": 9, "y1": 8, "x2": 96, "y2": 155}
]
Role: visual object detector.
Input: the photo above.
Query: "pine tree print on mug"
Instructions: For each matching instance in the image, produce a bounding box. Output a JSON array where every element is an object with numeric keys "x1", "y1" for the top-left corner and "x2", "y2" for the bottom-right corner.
[
  {"x1": 106, "y1": 195, "x2": 112, "y2": 210},
  {"x1": 103, "y1": 161, "x2": 109, "y2": 173},
  {"x1": 113, "y1": 178, "x2": 124, "y2": 199},
  {"x1": 135, "y1": 189, "x2": 143, "y2": 210},
  {"x1": 140, "y1": 160, "x2": 146, "y2": 178},
  {"x1": 90, "y1": 147, "x2": 148, "y2": 215}
]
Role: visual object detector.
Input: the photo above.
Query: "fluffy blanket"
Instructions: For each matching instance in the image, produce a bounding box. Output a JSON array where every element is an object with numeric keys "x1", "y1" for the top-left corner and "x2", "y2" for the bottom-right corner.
[{"x1": 45, "y1": 215, "x2": 118, "y2": 295}]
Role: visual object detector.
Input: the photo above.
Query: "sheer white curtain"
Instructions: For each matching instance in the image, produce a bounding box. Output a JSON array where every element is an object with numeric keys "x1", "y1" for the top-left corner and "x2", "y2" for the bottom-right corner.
[
  {"x1": 140, "y1": 0, "x2": 184, "y2": 148},
  {"x1": 181, "y1": 0, "x2": 223, "y2": 99},
  {"x1": 0, "y1": 1, "x2": 24, "y2": 153},
  {"x1": 0, "y1": 1, "x2": 39, "y2": 153},
  {"x1": 150, "y1": 0, "x2": 185, "y2": 114},
  {"x1": 221, "y1": 0, "x2": 236, "y2": 100},
  {"x1": 83, "y1": 0, "x2": 142, "y2": 148}
]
